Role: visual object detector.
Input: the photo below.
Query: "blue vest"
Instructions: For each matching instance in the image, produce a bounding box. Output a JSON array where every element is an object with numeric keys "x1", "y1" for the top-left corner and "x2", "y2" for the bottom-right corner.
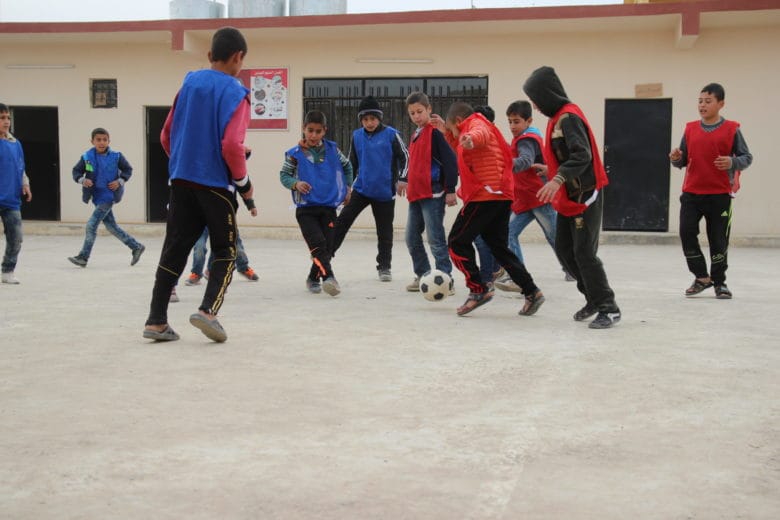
[
  {"x1": 352, "y1": 126, "x2": 398, "y2": 201},
  {"x1": 82, "y1": 148, "x2": 122, "y2": 205},
  {"x1": 0, "y1": 138, "x2": 25, "y2": 210},
  {"x1": 168, "y1": 69, "x2": 249, "y2": 189},
  {"x1": 287, "y1": 140, "x2": 347, "y2": 208}
]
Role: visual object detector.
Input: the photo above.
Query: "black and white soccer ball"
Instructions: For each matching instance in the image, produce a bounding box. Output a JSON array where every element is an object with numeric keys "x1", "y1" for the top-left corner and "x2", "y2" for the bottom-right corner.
[{"x1": 420, "y1": 269, "x2": 453, "y2": 302}]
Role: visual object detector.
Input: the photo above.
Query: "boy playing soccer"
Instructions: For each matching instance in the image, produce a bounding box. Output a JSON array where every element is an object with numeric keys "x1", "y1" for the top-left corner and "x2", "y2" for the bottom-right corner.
[
  {"x1": 397, "y1": 91, "x2": 458, "y2": 292},
  {"x1": 280, "y1": 110, "x2": 353, "y2": 296},
  {"x1": 68, "y1": 128, "x2": 145, "y2": 268},
  {"x1": 143, "y1": 27, "x2": 253, "y2": 343},
  {"x1": 0, "y1": 103, "x2": 32, "y2": 284},
  {"x1": 331, "y1": 95, "x2": 408, "y2": 282},
  {"x1": 670, "y1": 82, "x2": 752, "y2": 299}
]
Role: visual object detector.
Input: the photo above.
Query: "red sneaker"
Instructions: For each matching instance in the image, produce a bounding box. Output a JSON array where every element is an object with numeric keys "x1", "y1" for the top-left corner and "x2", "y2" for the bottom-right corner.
[{"x1": 240, "y1": 267, "x2": 259, "y2": 281}]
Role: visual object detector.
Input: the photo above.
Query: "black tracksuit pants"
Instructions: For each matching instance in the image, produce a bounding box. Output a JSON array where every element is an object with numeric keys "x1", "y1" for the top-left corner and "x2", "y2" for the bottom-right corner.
[
  {"x1": 448, "y1": 199, "x2": 539, "y2": 296},
  {"x1": 679, "y1": 192, "x2": 732, "y2": 285},
  {"x1": 331, "y1": 190, "x2": 395, "y2": 272},
  {"x1": 146, "y1": 182, "x2": 238, "y2": 325},
  {"x1": 555, "y1": 194, "x2": 619, "y2": 313},
  {"x1": 296, "y1": 205, "x2": 337, "y2": 281}
]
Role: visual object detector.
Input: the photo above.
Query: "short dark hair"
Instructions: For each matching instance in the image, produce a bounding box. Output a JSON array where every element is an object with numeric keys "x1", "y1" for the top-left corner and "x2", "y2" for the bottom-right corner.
[
  {"x1": 701, "y1": 83, "x2": 725, "y2": 102},
  {"x1": 405, "y1": 91, "x2": 430, "y2": 108},
  {"x1": 506, "y1": 100, "x2": 532, "y2": 120},
  {"x1": 91, "y1": 127, "x2": 109, "y2": 139},
  {"x1": 304, "y1": 110, "x2": 327, "y2": 127},
  {"x1": 474, "y1": 105, "x2": 495, "y2": 123},
  {"x1": 211, "y1": 27, "x2": 248, "y2": 62},
  {"x1": 0, "y1": 103, "x2": 9, "y2": 114},
  {"x1": 446, "y1": 102, "x2": 474, "y2": 123}
]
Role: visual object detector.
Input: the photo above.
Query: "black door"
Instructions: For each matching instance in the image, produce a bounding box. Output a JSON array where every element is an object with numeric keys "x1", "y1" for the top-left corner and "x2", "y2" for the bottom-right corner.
[
  {"x1": 11, "y1": 106, "x2": 60, "y2": 220},
  {"x1": 603, "y1": 99, "x2": 672, "y2": 231},
  {"x1": 146, "y1": 107, "x2": 171, "y2": 222}
]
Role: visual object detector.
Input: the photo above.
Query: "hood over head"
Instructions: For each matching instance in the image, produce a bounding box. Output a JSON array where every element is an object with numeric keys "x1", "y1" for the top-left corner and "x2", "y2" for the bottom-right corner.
[{"x1": 522, "y1": 66, "x2": 570, "y2": 118}]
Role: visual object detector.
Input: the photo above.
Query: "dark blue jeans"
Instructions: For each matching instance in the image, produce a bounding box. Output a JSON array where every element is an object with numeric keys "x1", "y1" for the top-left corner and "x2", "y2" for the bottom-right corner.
[
  {"x1": 79, "y1": 202, "x2": 141, "y2": 259},
  {"x1": 190, "y1": 227, "x2": 250, "y2": 274},
  {"x1": 405, "y1": 196, "x2": 451, "y2": 276},
  {"x1": 0, "y1": 207, "x2": 22, "y2": 273}
]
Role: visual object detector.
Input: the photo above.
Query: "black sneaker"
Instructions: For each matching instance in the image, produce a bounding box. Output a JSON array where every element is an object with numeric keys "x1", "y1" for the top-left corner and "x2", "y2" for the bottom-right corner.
[
  {"x1": 588, "y1": 311, "x2": 621, "y2": 329},
  {"x1": 68, "y1": 255, "x2": 87, "y2": 267},
  {"x1": 131, "y1": 245, "x2": 145, "y2": 266},
  {"x1": 306, "y1": 278, "x2": 322, "y2": 294},
  {"x1": 573, "y1": 304, "x2": 598, "y2": 322},
  {"x1": 714, "y1": 284, "x2": 732, "y2": 299}
]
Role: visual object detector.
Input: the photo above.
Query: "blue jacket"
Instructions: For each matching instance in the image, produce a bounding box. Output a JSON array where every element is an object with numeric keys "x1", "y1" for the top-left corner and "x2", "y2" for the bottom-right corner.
[
  {"x1": 287, "y1": 140, "x2": 348, "y2": 208},
  {"x1": 72, "y1": 147, "x2": 132, "y2": 204},
  {"x1": 351, "y1": 125, "x2": 403, "y2": 202},
  {"x1": 0, "y1": 136, "x2": 25, "y2": 210},
  {"x1": 168, "y1": 69, "x2": 249, "y2": 189}
]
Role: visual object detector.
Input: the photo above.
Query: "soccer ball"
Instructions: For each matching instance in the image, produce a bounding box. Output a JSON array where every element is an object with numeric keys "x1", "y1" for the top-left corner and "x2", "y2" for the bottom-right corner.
[{"x1": 420, "y1": 269, "x2": 453, "y2": 302}]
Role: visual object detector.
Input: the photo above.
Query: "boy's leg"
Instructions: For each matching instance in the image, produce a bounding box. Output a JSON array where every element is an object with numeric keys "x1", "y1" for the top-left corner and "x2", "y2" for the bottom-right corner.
[
  {"x1": 331, "y1": 191, "x2": 370, "y2": 256},
  {"x1": 370, "y1": 199, "x2": 395, "y2": 272},
  {"x1": 200, "y1": 189, "x2": 239, "y2": 316},
  {"x1": 101, "y1": 206, "x2": 142, "y2": 250},
  {"x1": 0, "y1": 208, "x2": 23, "y2": 274},
  {"x1": 78, "y1": 203, "x2": 113, "y2": 259},
  {"x1": 704, "y1": 194, "x2": 732, "y2": 286},
  {"x1": 481, "y1": 201, "x2": 539, "y2": 296},
  {"x1": 296, "y1": 207, "x2": 334, "y2": 280},
  {"x1": 533, "y1": 204, "x2": 558, "y2": 251},
  {"x1": 448, "y1": 202, "x2": 490, "y2": 294},
  {"x1": 146, "y1": 185, "x2": 206, "y2": 326},
  {"x1": 474, "y1": 236, "x2": 495, "y2": 282},
  {"x1": 679, "y1": 192, "x2": 709, "y2": 279},
  {"x1": 570, "y1": 195, "x2": 618, "y2": 312},
  {"x1": 420, "y1": 197, "x2": 452, "y2": 275},
  {"x1": 235, "y1": 232, "x2": 250, "y2": 273},
  {"x1": 190, "y1": 228, "x2": 209, "y2": 276},
  {"x1": 405, "y1": 201, "x2": 431, "y2": 277},
  {"x1": 507, "y1": 210, "x2": 534, "y2": 264}
]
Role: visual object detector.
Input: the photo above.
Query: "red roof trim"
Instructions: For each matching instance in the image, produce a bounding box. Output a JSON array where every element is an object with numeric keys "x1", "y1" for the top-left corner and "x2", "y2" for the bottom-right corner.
[{"x1": 0, "y1": 0, "x2": 777, "y2": 35}]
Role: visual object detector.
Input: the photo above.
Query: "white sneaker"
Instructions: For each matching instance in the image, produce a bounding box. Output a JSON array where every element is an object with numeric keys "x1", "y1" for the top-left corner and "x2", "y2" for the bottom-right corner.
[{"x1": 1, "y1": 272, "x2": 19, "y2": 284}]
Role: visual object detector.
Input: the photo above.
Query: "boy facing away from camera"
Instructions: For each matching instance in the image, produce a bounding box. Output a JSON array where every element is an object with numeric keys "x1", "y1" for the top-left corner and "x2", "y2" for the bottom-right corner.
[
  {"x1": 397, "y1": 91, "x2": 458, "y2": 292},
  {"x1": 670, "y1": 82, "x2": 752, "y2": 300}
]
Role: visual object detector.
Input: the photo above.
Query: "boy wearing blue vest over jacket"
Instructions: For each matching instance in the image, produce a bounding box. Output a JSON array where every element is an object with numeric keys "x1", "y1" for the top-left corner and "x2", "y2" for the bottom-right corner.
[
  {"x1": 143, "y1": 27, "x2": 253, "y2": 343},
  {"x1": 0, "y1": 103, "x2": 33, "y2": 285},
  {"x1": 68, "y1": 127, "x2": 145, "y2": 268},
  {"x1": 280, "y1": 110, "x2": 353, "y2": 296},
  {"x1": 331, "y1": 96, "x2": 408, "y2": 282}
]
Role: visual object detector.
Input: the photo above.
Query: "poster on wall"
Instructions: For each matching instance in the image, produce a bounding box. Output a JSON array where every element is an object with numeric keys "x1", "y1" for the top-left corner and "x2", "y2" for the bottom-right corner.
[{"x1": 238, "y1": 67, "x2": 288, "y2": 130}]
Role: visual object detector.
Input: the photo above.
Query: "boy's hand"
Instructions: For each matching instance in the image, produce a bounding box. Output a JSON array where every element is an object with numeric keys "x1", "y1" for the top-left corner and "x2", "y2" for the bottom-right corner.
[
  {"x1": 430, "y1": 114, "x2": 446, "y2": 132},
  {"x1": 537, "y1": 179, "x2": 561, "y2": 204},
  {"x1": 240, "y1": 184, "x2": 254, "y2": 200},
  {"x1": 533, "y1": 163, "x2": 548, "y2": 176},
  {"x1": 714, "y1": 155, "x2": 732, "y2": 170},
  {"x1": 107, "y1": 180, "x2": 120, "y2": 191},
  {"x1": 22, "y1": 185, "x2": 32, "y2": 202},
  {"x1": 445, "y1": 193, "x2": 458, "y2": 207},
  {"x1": 294, "y1": 181, "x2": 312, "y2": 194},
  {"x1": 249, "y1": 207, "x2": 258, "y2": 217},
  {"x1": 669, "y1": 148, "x2": 682, "y2": 162},
  {"x1": 83, "y1": 179, "x2": 94, "y2": 188},
  {"x1": 459, "y1": 133, "x2": 474, "y2": 150},
  {"x1": 343, "y1": 189, "x2": 352, "y2": 206},
  {"x1": 397, "y1": 181, "x2": 408, "y2": 198}
]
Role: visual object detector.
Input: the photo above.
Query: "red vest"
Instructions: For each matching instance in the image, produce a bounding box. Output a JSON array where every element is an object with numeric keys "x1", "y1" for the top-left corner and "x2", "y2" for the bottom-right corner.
[
  {"x1": 544, "y1": 103, "x2": 609, "y2": 217},
  {"x1": 406, "y1": 123, "x2": 434, "y2": 202},
  {"x1": 682, "y1": 119, "x2": 740, "y2": 195},
  {"x1": 456, "y1": 113, "x2": 514, "y2": 204},
  {"x1": 510, "y1": 132, "x2": 545, "y2": 214}
]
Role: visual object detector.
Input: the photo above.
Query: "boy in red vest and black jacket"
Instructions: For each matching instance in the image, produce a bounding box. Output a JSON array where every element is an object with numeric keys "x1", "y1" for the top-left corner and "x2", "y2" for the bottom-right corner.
[
  {"x1": 670, "y1": 82, "x2": 752, "y2": 300},
  {"x1": 523, "y1": 65, "x2": 620, "y2": 329}
]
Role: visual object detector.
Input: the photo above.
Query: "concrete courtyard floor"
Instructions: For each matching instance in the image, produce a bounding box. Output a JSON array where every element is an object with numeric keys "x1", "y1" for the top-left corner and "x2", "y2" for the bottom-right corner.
[{"x1": 1, "y1": 233, "x2": 778, "y2": 519}]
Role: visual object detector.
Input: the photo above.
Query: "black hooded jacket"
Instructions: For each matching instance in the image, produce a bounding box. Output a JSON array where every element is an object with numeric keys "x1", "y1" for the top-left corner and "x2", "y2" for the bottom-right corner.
[{"x1": 523, "y1": 66, "x2": 597, "y2": 202}]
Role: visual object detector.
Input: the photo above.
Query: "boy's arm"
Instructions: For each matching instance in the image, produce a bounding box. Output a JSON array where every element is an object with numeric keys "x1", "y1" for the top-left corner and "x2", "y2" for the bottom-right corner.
[
  {"x1": 72, "y1": 157, "x2": 88, "y2": 183},
  {"x1": 670, "y1": 136, "x2": 688, "y2": 168},
  {"x1": 279, "y1": 154, "x2": 299, "y2": 190},
  {"x1": 392, "y1": 133, "x2": 409, "y2": 183},
  {"x1": 556, "y1": 114, "x2": 593, "y2": 183},
  {"x1": 348, "y1": 137, "x2": 359, "y2": 178},
  {"x1": 513, "y1": 139, "x2": 536, "y2": 173},
  {"x1": 432, "y1": 129, "x2": 459, "y2": 194},
  {"x1": 116, "y1": 154, "x2": 133, "y2": 184},
  {"x1": 338, "y1": 147, "x2": 355, "y2": 187},
  {"x1": 222, "y1": 100, "x2": 250, "y2": 184},
  {"x1": 730, "y1": 129, "x2": 753, "y2": 171},
  {"x1": 464, "y1": 120, "x2": 492, "y2": 149},
  {"x1": 160, "y1": 94, "x2": 178, "y2": 157}
]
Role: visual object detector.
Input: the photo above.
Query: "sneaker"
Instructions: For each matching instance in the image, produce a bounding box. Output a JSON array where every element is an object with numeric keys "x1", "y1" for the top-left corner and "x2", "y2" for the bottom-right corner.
[
  {"x1": 495, "y1": 277, "x2": 522, "y2": 293},
  {"x1": 169, "y1": 287, "x2": 180, "y2": 303},
  {"x1": 573, "y1": 304, "x2": 598, "y2": 322},
  {"x1": 68, "y1": 255, "x2": 87, "y2": 267},
  {"x1": 239, "y1": 267, "x2": 259, "y2": 281},
  {"x1": 406, "y1": 277, "x2": 420, "y2": 292},
  {"x1": 130, "y1": 245, "x2": 145, "y2": 266},
  {"x1": 1, "y1": 272, "x2": 19, "y2": 284},
  {"x1": 322, "y1": 276, "x2": 341, "y2": 296},
  {"x1": 589, "y1": 311, "x2": 621, "y2": 329},
  {"x1": 564, "y1": 271, "x2": 576, "y2": 282},
  {"x1": 714, "y1": 284, "x2": 733, "y2": 299},
  {"x1": 203, "y1": 269, "x2": 209, "y2": 280},
  {"x1": 491, "y1": 267, "x2": 506, "y2": 282},
  {"x1": 306, "y1": 278, "x2": 322, "y2": 294},
  {"x1": 378, "y1": 269, "x2": 392, "y2": 282},
  {"x1": 185, "y1": 272, "x2": 202, "y2": 286}
]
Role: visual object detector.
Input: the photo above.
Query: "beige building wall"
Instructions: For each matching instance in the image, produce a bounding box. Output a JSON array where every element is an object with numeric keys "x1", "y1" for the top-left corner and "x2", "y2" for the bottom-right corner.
[{"x1": 1, "y1": 6, "x2": 777, "y2": 236}]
